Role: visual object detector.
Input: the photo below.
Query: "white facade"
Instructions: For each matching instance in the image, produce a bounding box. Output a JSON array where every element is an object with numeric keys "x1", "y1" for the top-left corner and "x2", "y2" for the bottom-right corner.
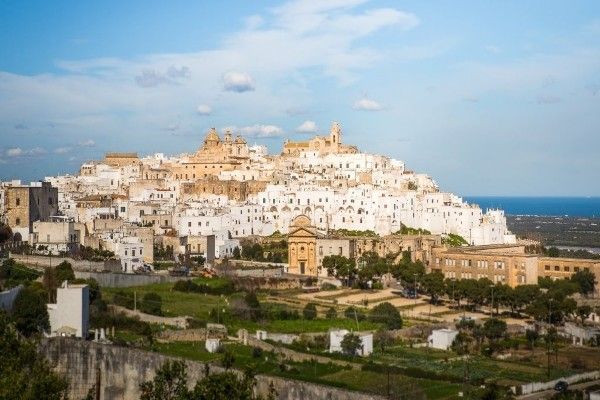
[
  {"x1": 329, "y1": 329, "x2": 373, "y2": 356},
  {"x1": 205, "y1": 338, "x2": 220, "y2": 353},
  {"x1": 428, "y1": 328, "x2": 459, "y2": 351},
  {"x1": 45, "y1": 123, "x2": 516, "y2": 252},
  {"x1": 47, "y1": 281, "x2": 89, "y2": 338}
]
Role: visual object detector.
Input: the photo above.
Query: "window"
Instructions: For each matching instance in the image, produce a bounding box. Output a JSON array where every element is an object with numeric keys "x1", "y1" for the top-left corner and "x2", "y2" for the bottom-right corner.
[
  {"x1": 121, "y1": 207, "x2": 126, "y2": 212},
  {"x1": 554, "y1": 265, "x2": 560, "y2": 271},
  {"x1": 16, "y1": 198, "x2": 20, "y2": 206},
  {"x1": 125, "y1": 250, "x2": 128, "y2": 256},
  {"x1": 132, "y1": 250, "x2": 136, "y2": 257},
  {"x1": 545, "y1": 265, "x2": 550, "y2": 271},
  {"x1": 564, "y1": 266, "x2": 570, "y2": 272},
  {"x1": 15, "y1": 218, "x2": 20, "y2": 226}
]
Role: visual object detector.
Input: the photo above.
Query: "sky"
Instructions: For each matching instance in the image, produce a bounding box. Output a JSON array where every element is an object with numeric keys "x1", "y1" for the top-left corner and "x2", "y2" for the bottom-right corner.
[{"x1": 1, "y1": 0, "x2": 599, "y2": 196}]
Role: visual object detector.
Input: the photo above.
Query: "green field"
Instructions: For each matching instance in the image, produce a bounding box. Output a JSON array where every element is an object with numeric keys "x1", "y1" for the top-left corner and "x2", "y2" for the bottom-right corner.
[
  {"x1": 154, "y1": 341, "x2": 463, "y2": 399},
  {"x1": 102, "y1": 278, "x2": 382, "y2": 333}
]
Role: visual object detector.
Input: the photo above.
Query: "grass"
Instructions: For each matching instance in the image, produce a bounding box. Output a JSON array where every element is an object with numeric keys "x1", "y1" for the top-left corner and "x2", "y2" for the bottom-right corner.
[
  {"x1": 154, "y1": 342, "x2": 463, "y2": 399},
  {"x1": 370, "y1": 345, "x2": 575, "y2": 385},
  {"x1": 102, "y1": 281, "x2": 383, "y2": 334}
]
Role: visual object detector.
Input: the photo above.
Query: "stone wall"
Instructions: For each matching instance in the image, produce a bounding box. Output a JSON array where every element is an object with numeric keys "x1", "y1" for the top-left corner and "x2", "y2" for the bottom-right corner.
[
  {"x1": 74, "y1": 270, "x2": 190, "y2": 288},
  {"x1": 517, "y1": 370, "x2": 600, "y2": 395},
  {"x1": 11, "y1": 253, "x2": 105, "y2": 271},
  {"x1": 109, "y1": 305, "x2": 188, "y2": 328},
  {"x1": 40, "y1": 338, "x2": 384, "y2": 400}
]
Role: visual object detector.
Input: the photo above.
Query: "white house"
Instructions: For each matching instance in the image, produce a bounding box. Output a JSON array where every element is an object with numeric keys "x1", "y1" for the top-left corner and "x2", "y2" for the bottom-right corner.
[
  {"x1": 329, "y1": 329, "x2": 373, "y2": 356},
  {"x1": 205, "y1": 338, "x2": 220, "y2": 353},
  {"x1": 47, "y1": 281, "x2": 89, "y2": 338},
  {"x1": 428, "y1": 328, "x2": 459, "y2": 350}
]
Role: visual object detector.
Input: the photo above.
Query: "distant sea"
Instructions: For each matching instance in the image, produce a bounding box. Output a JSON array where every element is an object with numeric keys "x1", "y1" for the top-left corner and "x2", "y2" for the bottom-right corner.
[{"x1": 463, "y1": 197, "x2": 600, "y2": 217}]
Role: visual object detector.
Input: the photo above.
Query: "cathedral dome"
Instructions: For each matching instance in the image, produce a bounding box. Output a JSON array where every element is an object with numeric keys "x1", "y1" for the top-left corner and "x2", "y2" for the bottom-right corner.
[{"x1": 204, "y1": 128, "x2": 221, "y2": 146}]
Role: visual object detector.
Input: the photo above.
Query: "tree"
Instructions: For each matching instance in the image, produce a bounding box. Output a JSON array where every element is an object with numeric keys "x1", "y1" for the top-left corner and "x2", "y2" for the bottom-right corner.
[
  {"x1": 11, "y1": 286, "x2": 50, "y2": 336},
  {"x1": 140, "y1": 292, "x2": 162, "y2": 316},
  {"x1": 421, "y1": 272, "x2": 445, "y2": 304},
  {"x1": 244, "y1": 291, "x2": 262, "y2": 321},
  {"x1": 341, "y1": 332, "x2": 362, "y2": 356},
  {"x1": 576, "y1": 305, "x2": 592, "y2": 325},
  {"x1": 232, "y1": 246, "x2": 241, "y2": 260},
  {"x1": 483, "y1": 318, "x2": 507, "y2": 343},
  {"x1": 322, "y1": 255, "x2": 356, "y2": 286},
  {"x1": 221, "y1": 349, "x2": 235, "y2": 370},
  {"x1": 344, "y1": 306, "x2": 365, "y2": 322},
  {"x1": 375, "y1": 328, "x2": 394, "y2": 352},
  {"x1": 0, "y1": 313, "x2": 68, "y2": 400},
  {"x1": 140, "y1": 360, "x2": 189, "y2": 400},
  {"x1": 525, "y1": 329, "x2": 539, "y2": 354},
  {"x1": 451, "y1": 331, "x2": 472, "y2": 356},
  {"x1": 571, "y1": 270, "x2": 596, "y2": 296},
  {"x1": 325, "y1": 307, "x2": 337, "y2": 319},
  {"x1": 369, "y1": 302, "x2": 403, "y2": 329},
  {"x1": 303, "y1": 303, "x2": 317, "y2": 320},
  {"x1": 54, "y1": 261, "x2": 75, "y2": 283},
  {"x1": 0, "y1": 222, "x2": 12, "y2": 244},
  {"x1": 191, "y1": 371, "x2": 260, "y2": 400},
  {"x1": 546, "y1": 247, "x2": 560, "y2": 257}
]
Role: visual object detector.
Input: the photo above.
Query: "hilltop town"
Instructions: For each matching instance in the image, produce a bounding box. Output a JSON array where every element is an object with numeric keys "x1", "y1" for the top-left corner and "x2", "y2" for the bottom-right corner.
[{"x1": 1, "y1": 123, "x2": 600, "y2": 400}]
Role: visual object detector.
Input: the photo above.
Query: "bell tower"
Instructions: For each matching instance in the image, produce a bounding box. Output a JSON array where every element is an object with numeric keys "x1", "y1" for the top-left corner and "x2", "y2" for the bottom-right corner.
[{"x1": 330, "y1": 122, "x2": 341, "y2": 148}]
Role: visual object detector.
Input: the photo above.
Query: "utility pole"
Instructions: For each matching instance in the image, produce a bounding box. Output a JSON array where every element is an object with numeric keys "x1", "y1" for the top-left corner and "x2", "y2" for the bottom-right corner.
[
  {"x1": 134, "y1": 291, "x2": 137, "y2": 312},
  {"x1": 490, "y1": 285, "x2": 495, "y2": 318}
]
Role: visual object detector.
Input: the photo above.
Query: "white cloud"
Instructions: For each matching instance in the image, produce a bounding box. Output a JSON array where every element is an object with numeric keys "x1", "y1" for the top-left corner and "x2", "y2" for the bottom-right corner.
[
  {"x1": 6, "y1": 148, "x2": 23, "y2": 157},
  {"x1": 78, "y1": 139, "x2": 96, "y2": 147},
  {"x1": 196, "y1": 104, "x2": 213, "y2": 115},
  {"x1": 6, "y1": 147, "x2": 47, "y2": 157},
  {"x1": 296, "y1": 120, "x2": 318, "y2": 133},
  {"x1": 353, "y1": 97, "x2": 383, "y2": 111},
  {"x1": 54, "y1": 147, "x2": 72, "y2": 154},
  {"x1": 236, "y1": 124, "x2": 284, "y2": 138},
  {"x1": 222, "y1": 72, "x2": 255, "y2": 92},
  {"x1": 536, "y1": 94, "x2": 561, "y2": 104}
]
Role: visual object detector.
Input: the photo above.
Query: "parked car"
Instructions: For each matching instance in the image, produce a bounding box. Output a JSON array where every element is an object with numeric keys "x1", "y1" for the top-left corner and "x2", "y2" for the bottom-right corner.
[{"x1": 554, "y1": 380, "x2": 568, "y2": 392}]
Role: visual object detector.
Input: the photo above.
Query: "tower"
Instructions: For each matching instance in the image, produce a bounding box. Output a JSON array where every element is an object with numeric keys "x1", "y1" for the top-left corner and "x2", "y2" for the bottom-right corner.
[{"x1": 330, "y1": 122, "x2": 341, "y2": 148}]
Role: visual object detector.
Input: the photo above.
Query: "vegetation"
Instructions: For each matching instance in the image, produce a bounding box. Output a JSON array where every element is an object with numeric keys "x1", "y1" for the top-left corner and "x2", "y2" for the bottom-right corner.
[
  {"x1": 140, "y1": 360, "x2": 273, "y2": 400},
  {"x1": 368, "y1": 302, "x2": 403, "y2": 329},
  {"x1": 396, "y1": 224, "x2": 431, "y2": 235},
  {"x1": 340, "y1": 332, "x2": 362, "y2": 356},
  {"x1": 0, "y1": 312, "x2": 69, "y2": 399},
  {"x1": 442, "y1": 233, "x2": 469, "y2": 247},
  {"x1": 330, "y1": 229, "x2": 378, "y2": 237},
  {"x1": 0, "y1": 258, "x2": 40, "y2": 289},
  {"x1": 11, "y1": 285, "x2": 50, "y2": 336},
  {"x1": 140, "y1": 292, "x2": 163, "y2": 316},
  {"x1": 302, "y1": 302, "x2": 317, "y2": 320}
]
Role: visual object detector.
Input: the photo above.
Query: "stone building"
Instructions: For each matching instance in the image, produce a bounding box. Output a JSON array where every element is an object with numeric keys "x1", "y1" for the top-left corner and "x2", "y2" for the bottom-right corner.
[
  {"x1": 431, "y1": 244, "x2": 600, "y2": 293},
  {"x1": 103, "y1": 152, "x2": 141, "y2": 168},
  {"x1": 2, "y1": 181, "x2": 59, "y2": 241},
  {"x1": 181, "y1": 176, "x2": 267, "y2": 202},
  {"x1": 287, "y1": 215, "x2": 318, "y2": 275},
  {"x1": 282, "y1": 122, "x2": 358, "y2": 156},
  {"x1": 30, "y1": 218, "x2": 84, "y2": 254}
]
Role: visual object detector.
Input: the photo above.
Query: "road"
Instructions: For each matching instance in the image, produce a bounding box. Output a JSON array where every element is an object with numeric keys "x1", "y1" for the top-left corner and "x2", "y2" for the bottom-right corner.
[{"x1": 517, "y1": 379, "x2": 600, "y2": 399}]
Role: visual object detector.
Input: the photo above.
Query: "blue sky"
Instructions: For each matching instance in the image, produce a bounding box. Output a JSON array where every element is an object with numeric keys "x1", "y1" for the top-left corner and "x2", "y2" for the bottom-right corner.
[{"x1": 1, "y1": 0, "x2": 599, "y2": 196}]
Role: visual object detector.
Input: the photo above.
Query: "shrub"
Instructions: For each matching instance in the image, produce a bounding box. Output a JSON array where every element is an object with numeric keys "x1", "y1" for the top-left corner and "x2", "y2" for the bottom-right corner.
[
  {"x1": 321, "y1": 283, "x2": 338, "y2": 291},
  {"x1": 113, "y1": 290, "x2": 134, "y2": 309},
  {"x1": 173, "y1": 279, "x2": 235, "y2": 295},
  {"x1": 326, "y1": 307, "x2": 337, "y2": 319},
  {"x1": 344, "y1": 306, "x2": 366, "y2": 321},
  {"x1": 252, "y1": 347, "x2": 263, "y2": 358},
  {"x1": 303, "y1": 303, "x2": 318, "y2": 320},
  {"x1": 369, "y1": 302, "x2": 403, "y2": 329},
  {"x1": 140, "y1": 292, "x2": 162, "y2": 316}
]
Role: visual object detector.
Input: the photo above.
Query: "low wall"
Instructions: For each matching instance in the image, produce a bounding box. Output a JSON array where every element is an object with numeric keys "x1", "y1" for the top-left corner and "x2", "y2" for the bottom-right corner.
[
  {"x1": 0, "y1": 284, "x2": 22, "y2": 311},
  {"x1": 109, "y1": 305, "x2": 188, "y2": 328},
  {"x1": 156, "y1": 328, "x2": 226, "y2": 342},
  {"x1": 518, "y1": 370, "x2": 600, "y2": 395},
  {"x1": 11, "y1": 254, "x2": 104, "y2": 271},
  {"x1": 74, "y1": 271, "x2": 190, "y2": 288},
  {"x1": 39, "y1": 338, "x2": 384, "y2": 400}
]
